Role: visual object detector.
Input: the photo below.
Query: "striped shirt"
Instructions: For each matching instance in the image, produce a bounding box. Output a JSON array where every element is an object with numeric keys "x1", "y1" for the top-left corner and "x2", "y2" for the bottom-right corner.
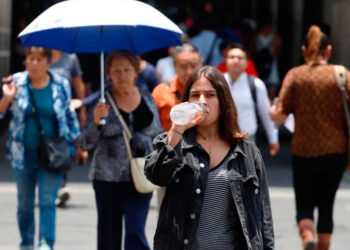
[{"x1": 193, "y1": 152, "x2": 239, "y2": 250}]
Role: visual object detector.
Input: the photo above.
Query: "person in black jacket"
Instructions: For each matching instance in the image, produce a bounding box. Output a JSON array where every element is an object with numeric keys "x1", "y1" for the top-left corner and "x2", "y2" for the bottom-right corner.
[{"x1": 145, "y1": 66, "x2": 274, "y2": 250}]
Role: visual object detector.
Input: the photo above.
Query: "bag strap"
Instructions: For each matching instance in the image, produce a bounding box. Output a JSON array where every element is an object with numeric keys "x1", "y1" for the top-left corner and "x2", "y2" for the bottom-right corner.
[
  {"x1": 106, "y1": 92, "x2": 134, "y2": 161},
  {"x1": 247, "y1": 75, "x2": 259, "y2": 122},
  {"x1": 334, "y1": 65, "x2": 350, "y2": 167},
  {"x1": 28, "y1": 87, "x2": 45, "y2": 136},
  {"x1": 334, "y1": 65, "x2": 350, "y2": 129}
]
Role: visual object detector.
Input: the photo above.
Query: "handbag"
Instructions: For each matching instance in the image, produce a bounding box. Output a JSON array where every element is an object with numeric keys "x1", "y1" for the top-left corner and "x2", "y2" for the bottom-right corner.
[
  {"x1": 334, "y1": 65, "x2": 350, "y2": 171},
  {"x1": 28, "y1": 87, "x2": 71, "y2": 174},
  {"x1": 106, "y1": 92, "x2": 159, "y2": 193}
]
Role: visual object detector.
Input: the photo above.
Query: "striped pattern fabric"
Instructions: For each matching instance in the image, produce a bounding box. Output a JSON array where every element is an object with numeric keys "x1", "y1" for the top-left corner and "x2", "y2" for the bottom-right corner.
[{"x1": 193, "y1": 156, "x2": 238, "y2": 250}]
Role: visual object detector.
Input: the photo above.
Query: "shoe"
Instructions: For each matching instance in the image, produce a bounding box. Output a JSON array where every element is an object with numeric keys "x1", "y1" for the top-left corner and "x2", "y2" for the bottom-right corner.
[
  {"x1": 38, "y1": 244, "x2": 51, "y2": 250},
  {"x1": 37, "y1": 239, "x2": 51, "y2": 250},
  {"x1": 304, "y1": 240, "x2": 316, "y2": 250},
  {"x1": 56, "y1": 189, "x2": 70, "y2": 207}
]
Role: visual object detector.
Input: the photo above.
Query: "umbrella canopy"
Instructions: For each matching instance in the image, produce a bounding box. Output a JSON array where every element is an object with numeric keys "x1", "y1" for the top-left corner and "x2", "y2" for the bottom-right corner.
[
  {"x1": 18, "y1": 0, "x2": 183, "y2": 54},
  {"x1": 18, "y1": 0, "x2": 183, "y2": 124}
]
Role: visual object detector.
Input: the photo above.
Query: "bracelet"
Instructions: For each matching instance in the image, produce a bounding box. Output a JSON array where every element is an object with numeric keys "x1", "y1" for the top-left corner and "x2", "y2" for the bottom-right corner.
[{"x1": 170, "y1": 128, "x2": 183, "y2": 137}]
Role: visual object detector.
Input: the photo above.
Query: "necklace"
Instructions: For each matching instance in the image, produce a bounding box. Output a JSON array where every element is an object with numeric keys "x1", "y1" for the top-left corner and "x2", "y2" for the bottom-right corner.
[{"x1": 197, "y1": 132, "x2": 218, "y2": 141}]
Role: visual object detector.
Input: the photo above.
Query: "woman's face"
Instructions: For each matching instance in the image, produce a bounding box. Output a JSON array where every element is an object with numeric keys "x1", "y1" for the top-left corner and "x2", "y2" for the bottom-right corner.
[
  {"x1": 107, "y1": 57, "x2": 138, "y2": 90},
  {"x1": 188, "y1": 77, "x2": 220, "y2": 126},
  {"x1": 24, "y1": 51, "x2": 50, "y2": 78}
]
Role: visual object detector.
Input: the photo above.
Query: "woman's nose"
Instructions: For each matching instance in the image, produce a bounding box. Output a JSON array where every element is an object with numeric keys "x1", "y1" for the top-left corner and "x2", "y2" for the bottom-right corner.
[{"x1": 199, "y1": 94, "x2": 206, "y2": 103}]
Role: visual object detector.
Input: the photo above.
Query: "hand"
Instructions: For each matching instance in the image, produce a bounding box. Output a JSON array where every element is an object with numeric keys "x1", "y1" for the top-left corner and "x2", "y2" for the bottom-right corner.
[
  {"x1": 269, "y1": 105, "x2": 287, "y2": 124},
  {"x1": 93, "y1": 102, "x2": 109, "y2": 127},
  {"x1": 71, "y1": 99, "x2": 83, "y2": 109},
  {"x1": 75, "y1": 147, "x2": 89, "y2": 164},
  {"x1": 2, "y1": 76, "x2": 17, "y2": 101},
  {"x1": 269, "y1": 142, "x2": 280, "y2": 156}
]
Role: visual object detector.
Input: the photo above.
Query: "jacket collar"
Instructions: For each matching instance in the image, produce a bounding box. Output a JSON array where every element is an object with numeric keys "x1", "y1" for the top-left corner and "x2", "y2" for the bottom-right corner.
[{"x1": 18, "y1": 70, "x2": 58, "y2": 86}]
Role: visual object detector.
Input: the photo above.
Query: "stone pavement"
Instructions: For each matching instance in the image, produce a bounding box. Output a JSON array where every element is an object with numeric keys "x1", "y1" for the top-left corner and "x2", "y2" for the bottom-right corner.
[{"x1": 1, "y1": 131, "x2": 350, "y2": 249}]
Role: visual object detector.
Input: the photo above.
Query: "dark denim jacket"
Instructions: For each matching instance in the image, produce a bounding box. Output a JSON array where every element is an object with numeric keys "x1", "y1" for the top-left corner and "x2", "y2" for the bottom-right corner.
[{"x1": 145, "y1": 129, "x2": 274, "y2": 250}]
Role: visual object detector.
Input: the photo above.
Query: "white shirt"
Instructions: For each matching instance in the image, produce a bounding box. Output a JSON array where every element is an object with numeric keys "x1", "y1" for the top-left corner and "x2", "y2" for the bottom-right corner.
[
  {"x1": 224, "y1": 72, "x2": 278, "y2": 144},
  {"x1": 155, "y1": 56, "x2": 176, "y2": 83}
]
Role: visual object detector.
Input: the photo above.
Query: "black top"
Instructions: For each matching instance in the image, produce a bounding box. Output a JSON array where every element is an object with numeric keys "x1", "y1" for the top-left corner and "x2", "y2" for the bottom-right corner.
[{"x1": 120, "y1": 97, "x2": 153, "y2": 132}]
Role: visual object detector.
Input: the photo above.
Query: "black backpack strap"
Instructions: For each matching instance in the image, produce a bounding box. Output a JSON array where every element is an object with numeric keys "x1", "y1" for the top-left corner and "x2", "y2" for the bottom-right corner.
[
  {"x1": 248, "y1": 75, "x2": 257, "y2": 105},
  {"x1": 247, "y1": 75, "x2": 259, "y2": 121}
]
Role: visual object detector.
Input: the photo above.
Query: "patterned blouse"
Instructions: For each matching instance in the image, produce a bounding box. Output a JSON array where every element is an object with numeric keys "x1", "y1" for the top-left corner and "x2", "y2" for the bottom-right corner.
[
  {"x1": 276, "y1": 64, "x2": 350, "y2": 157},
  {"x1": 79, "y1": 89, "x2": 163, "y2": 182},
  {"x1": 0, "y1": 71, "x2": 81, "y2": 169}
]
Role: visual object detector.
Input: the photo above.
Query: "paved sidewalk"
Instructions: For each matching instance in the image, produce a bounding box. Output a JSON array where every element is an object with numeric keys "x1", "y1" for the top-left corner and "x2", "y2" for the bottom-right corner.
[{"x1": 1, "y1": 131, "x2": 350, "y2": 249}]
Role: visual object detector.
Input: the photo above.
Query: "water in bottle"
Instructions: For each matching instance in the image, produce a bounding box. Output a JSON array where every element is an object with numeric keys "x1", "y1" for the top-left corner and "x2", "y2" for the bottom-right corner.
[{"x1": 170, "y1": 102, "x2": 206, "y2": 125}]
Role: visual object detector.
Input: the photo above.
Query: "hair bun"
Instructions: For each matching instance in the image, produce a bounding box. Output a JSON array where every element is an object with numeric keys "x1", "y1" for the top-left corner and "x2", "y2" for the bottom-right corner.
[{"x1": 305, "y1": 25, "x2": 324, "y2": 64}]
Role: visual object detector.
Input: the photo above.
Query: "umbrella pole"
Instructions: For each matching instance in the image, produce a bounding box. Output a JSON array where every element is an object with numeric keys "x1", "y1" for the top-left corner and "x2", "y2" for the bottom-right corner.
[{"x1": 99, "y1": 50, "x2": 106, "y2": 125}]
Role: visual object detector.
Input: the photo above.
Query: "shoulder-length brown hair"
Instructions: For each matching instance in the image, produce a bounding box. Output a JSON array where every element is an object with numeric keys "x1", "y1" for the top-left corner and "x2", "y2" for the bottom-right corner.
[{"x1": 182, "y1": 66, "x2": 246, "y2": 143}]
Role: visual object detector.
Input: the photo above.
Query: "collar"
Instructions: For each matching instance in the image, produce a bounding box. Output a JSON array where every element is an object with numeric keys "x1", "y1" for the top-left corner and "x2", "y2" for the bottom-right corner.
[
  {"x1": 169, "y1": 76, "x2": 184, "y2": 95},
  {"x1": 182, "y1": 128, "x2": 247, "y2": 159},
  {"x1": 225, "y1": 72, "x2": 246, "y2": 86},
  {"x1": 18, "y1": 70, "x2": 58, "y2": 87}
]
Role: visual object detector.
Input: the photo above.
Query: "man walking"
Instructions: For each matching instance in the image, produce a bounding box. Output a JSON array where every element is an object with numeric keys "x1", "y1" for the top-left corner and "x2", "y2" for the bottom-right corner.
[
  {"x1": 224, "y1": 43, "x2": 279, "y2": 155},
  {"x1": 152, "y1": 44, "x2": 202, "y2": 131}
]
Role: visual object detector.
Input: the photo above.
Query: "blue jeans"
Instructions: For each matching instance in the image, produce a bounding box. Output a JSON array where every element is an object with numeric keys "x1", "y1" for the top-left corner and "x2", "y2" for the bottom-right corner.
[
  {"x1": 93, "y1": 180, "x2": 152, "y2": 250},
  {"x1": 13, "y1": 153, "x2": 63, "y2": 248}
]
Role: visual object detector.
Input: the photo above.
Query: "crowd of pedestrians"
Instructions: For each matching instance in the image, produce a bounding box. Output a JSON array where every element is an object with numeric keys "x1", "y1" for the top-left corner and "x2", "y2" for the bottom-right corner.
[{"x1": 1, "y1": 1, "x2": 350, "y2": 250}]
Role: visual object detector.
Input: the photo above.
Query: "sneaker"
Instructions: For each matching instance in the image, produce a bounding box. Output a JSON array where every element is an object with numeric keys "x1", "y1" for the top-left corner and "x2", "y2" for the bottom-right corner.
[
  {"x1": 38, "y1": 244, "x2": 51, "y2": 250},
  {"x1": 56, "y1": 188, "x2": 70, "y2": 207},
  {"x1": 38, "y1": 239, "x2": 51, "y2": 250},
  {"x1": 304, "y1": 240, "x2": 316, "y2": 250}
]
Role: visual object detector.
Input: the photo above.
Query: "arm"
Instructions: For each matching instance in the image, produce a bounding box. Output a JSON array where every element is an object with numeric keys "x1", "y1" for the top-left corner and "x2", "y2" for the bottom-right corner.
[
  {"x1": 145, "y1": 116, "x2": 201, "y2": 186},
  {"x1": 269, "y1": 106, "x2": 287, "y2": 124},
  {"x1": 144, "y1": 132, "x2": 185, "y2": 186},
  {"x1": 0, "y1": 76, "x2": 17, "y2": 117},
  {"x1": 255, "y1": 148, "x2": 275, "y2": 250},
  {"x1": 269, "y1": 69, "x2": 295, "y2": 124},
  {"x1": 255, "y1": 78, "x2": 279, "y2": 155},
  {"x1": 79, "y1": 101, "x2": 109, "y2": 151},
  {"x1": 71, "y1": 76, "x2": 87, "y2": 126}
]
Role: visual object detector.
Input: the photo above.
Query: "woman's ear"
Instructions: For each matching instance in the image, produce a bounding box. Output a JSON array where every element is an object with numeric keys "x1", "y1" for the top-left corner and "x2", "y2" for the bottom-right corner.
[
  {"x1": 301, "y1": 45, "x2": 307, "y2": 60},
  {"x1": 325, "y1": 45, "x2": 332, "y2": 59}
]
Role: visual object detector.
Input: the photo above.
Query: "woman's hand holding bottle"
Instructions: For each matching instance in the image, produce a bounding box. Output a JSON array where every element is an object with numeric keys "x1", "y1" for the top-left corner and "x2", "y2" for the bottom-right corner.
[{"x1": 168, "y1": 102, "x2": 206, "y2": 147}]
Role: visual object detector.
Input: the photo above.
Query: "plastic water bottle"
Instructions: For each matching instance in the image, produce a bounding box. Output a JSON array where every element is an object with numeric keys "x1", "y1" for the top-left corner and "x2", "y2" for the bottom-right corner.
[{"x1": 170, "y1": 102, "x2": 206, "y2": 125}]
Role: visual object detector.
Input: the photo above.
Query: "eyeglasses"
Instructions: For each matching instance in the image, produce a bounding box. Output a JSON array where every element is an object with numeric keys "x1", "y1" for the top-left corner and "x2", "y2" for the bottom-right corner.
[
  {"x1": 227, "y1": 55, "x2": 246, "y2": 60},
  {"x1": 177, "y1": 62, "x2": 201, "y2": 70}
]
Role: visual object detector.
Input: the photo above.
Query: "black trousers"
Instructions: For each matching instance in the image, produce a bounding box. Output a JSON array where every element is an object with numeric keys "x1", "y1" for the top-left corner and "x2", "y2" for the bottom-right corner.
[
  {"x1": 93, "y1": 180, "x2": 152, "y2": 250},
  {"x1": 292, "y1": 153, "x2": 346, "y2": 233}
]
